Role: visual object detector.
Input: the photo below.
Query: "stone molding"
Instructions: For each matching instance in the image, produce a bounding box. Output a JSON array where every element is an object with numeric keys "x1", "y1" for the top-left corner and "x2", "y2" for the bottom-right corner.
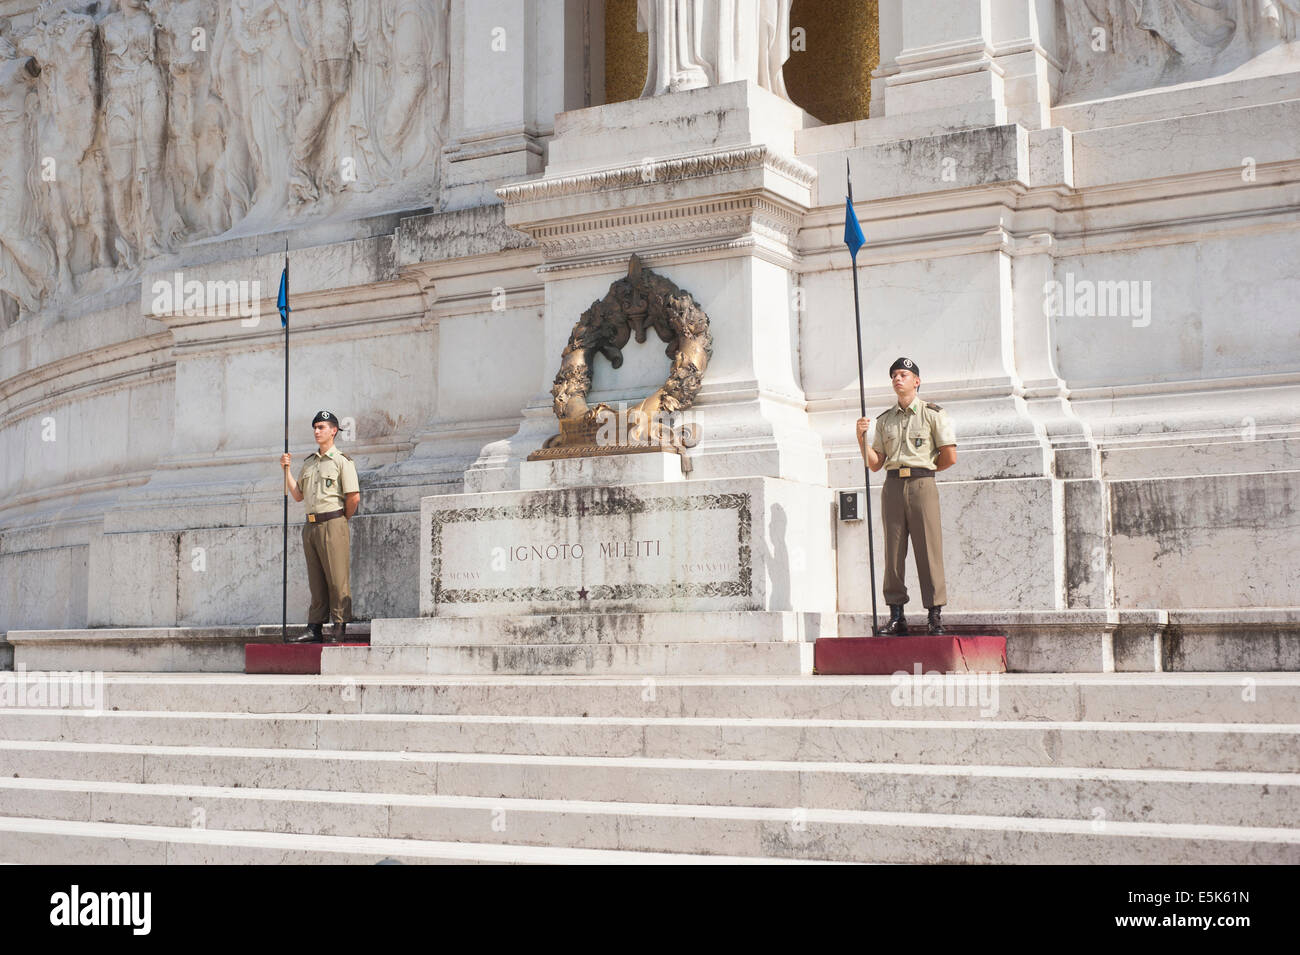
[
  {"x1": 525, "y1": 194, "x2": 802, "y2": 264},
  {"x1": 497, "y1": 145, "x2": 815, "y2": 205},
  {"x1": 395, "y1": 204, "x2": 537, "y2": 268}
]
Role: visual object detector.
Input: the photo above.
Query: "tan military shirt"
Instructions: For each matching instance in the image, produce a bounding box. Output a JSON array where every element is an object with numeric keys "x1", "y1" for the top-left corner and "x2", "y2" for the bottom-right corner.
[
  {"x1": 297, "y1": 446, "x2": 359, "y2": 514},
  {"x1": 871, "y1": 398, "x2": 956, "y2": 470}
]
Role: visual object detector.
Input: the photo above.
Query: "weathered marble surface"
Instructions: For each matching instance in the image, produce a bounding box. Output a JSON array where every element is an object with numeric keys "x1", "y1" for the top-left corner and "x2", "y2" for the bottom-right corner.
[
  {"x1": 0, "y1": 0, "x2": 450, "y2": 322},
  {"x1": 519, "y1": 453, "x2": 685, "y2": 490},
  {"x1": 420, "y1": 476, "x2": 835, "y2": 617},
  {"x1": 1056, "y1": 0, "x2": 1300, "y2": 102},
  {"x1": 2, "y1": 0, "x2": 1300, "y2": 649}
]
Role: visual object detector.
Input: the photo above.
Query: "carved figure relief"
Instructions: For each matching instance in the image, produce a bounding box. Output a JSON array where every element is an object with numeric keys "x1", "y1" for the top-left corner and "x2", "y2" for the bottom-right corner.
[
  {"x1": 102, "y1": 0, "x2": 171, "y2": 266},
  {"x1": 19, "y1": 2, "x2": 108, "y2": 294},
  {"x1": 1058, "y1": 0, "x2": 1300, "y2": 101},
  {"x1": 0, "y1": 0, "x2": 451, "y2": 321},
  {"x1": 0, "y1": 30, "x2": 54, "y2": 327},
  {"x1": 288, "y1": 0, "x2": 353, "y2": 204},
  {"x1": 156, "y1": 0, "x2": 221, "y2": 238}
]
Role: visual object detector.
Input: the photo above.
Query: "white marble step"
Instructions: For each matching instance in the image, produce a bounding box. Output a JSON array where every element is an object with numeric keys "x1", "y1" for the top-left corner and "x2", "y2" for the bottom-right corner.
[
  {"x1": 321, "y1": 642, "x2": 815, "y2": 675},
  {"x1": 1, "y1": 712, "x2": 1297, "y2": 771},
  {"x1": 72, "y1": 673, "x2": 1300, "y2": 723},
  {"x1": 0, "y1": 815, "x2": 827, "y2": 865},
  {"x1": 0, "y1": 788, "x2": 1293, "y2": 864},
  {"x1": 1, "y1": 749, "x2": 1297, "y2": 827},
  {"x1": 371, "y1": 612, "x2": 830, "y2": 646}
]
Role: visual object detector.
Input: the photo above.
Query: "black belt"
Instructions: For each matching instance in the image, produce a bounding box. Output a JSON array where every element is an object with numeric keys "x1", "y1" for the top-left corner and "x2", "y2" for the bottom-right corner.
[
  {"x1": 886, "y1": 467, "x2": 934, "y2": 480},
  {"x1": 306, "y1": 508, "x2": 345, "y2": 523}
]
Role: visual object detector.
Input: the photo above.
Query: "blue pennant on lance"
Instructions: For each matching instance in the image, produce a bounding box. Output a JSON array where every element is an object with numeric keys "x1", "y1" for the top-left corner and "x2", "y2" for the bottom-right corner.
[
  {"x1": 844, "y1": 193, "x2": 866, "y2": 261},
  {"x1": 277, "y1": 266, "x2": 290, "y2": 327}
]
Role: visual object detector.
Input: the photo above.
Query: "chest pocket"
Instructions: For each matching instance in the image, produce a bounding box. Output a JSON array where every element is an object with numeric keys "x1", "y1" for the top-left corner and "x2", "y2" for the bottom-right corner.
[
  {"x1": 883, "y1": 422, "x2": 901, "y2": 457},
  {"x1": 910, "y1": 418, "x2": 929, "y2": 452},
  {"x1": 317, "y1": 459, "x2": 340, "y2": 490}
]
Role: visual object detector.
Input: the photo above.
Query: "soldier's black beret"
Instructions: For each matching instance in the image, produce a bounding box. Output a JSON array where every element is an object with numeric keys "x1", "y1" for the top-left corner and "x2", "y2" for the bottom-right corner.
[
  {"x1": 312, "y1": 410, "x2": 339, "y2": 426},
  {"x1": 889, "y1": 357, "x2": 919, "y2": 377}
]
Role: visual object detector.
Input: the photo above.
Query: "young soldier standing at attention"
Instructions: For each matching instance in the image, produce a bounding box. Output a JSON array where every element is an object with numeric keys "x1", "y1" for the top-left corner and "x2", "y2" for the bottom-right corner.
[
  {"x1": 280, "y1": 411, "x2": 360, "y2": 643},
  {"x1": 855, "y1": 358, "x2": 957, "y2": 635}
]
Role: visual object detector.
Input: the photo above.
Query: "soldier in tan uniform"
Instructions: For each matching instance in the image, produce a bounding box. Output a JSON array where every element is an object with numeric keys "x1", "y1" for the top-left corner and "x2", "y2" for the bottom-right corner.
[
  {"x1": 856, "y1": 358, "x2": 957, "y2": 635},
  {"x1": 280, "y1": 410, "x2": 360, "y2": 643}
]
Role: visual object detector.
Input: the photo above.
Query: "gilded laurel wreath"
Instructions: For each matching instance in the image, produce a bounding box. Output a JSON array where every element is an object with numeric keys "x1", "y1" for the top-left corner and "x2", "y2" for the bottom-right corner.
[{"x1": 545, "y1": 255, "x2": 712, "y2": 448}]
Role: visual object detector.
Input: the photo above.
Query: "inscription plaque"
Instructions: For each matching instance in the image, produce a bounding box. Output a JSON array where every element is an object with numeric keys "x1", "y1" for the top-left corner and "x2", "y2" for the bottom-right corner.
[{"x1": 428, "y1": 490, "x2": 752, "y2": 611}]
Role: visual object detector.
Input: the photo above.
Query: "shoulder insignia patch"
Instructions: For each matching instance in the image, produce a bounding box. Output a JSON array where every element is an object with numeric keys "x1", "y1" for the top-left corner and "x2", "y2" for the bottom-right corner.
[
  {"x1": 925, "y1": 401, "x2": 943, "y2": 411},
  {"x1": 339, "y1": 452, "x2": 353, "y2": 462}
]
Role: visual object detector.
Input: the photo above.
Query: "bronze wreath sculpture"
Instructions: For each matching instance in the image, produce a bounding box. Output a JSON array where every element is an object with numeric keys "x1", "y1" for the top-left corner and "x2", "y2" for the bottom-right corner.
[{"x1": 539, "y1": 255, "x2": 712, "y2": 453}]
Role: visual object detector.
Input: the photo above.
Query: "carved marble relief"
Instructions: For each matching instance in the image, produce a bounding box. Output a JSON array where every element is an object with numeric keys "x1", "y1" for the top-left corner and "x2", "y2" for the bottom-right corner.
[
  {"x1": 0, "y1": 0, "x2": 450, "y2": 326},
  {"x1": 1058, "y1": 0, "x2": 1300, "y2": 101},
  {"x1": 0, "y1": 30, "x2": 53, "y2": 327}
]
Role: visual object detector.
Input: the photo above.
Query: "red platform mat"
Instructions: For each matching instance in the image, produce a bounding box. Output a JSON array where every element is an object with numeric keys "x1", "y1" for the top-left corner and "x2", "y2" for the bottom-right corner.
[
  {"x1": 245, "y1": 642, "x2": 367, "y2": 675},
  {"x1": 815, "y1": 635, "x2": 1007, "y2": 675}
]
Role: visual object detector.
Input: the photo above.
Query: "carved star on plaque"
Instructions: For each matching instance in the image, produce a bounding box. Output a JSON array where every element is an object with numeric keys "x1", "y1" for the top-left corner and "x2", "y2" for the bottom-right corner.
[{"x1": 577, "y1": 587, "x2": 589, "y2": 601}]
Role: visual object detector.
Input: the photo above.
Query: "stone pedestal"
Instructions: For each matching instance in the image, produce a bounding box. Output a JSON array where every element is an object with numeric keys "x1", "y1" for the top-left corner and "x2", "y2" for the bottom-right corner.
[
  {"x1": 420, "y1": 475, "x2": 833, "y2": 617},
  {"x1": 326, "y1": 470, "x2": 834, "y2": 676}
]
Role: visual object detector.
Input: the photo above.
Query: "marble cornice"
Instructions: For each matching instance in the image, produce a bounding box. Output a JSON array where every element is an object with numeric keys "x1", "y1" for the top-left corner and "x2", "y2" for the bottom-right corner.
[
  {"x1": 496, "y1": 145, "x2": 813, "y2": 267},
  {"x1": 496, "y1": 145, "x2": 815, "y2": 205},
  {"x1": 524, "y1": 194, "x2": 803, "y2": 262}
]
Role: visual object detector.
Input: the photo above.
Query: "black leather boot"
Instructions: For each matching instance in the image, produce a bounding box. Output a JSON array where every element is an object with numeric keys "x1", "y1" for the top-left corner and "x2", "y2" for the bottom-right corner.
[
  {"x1": 927, "y1": 607, "x2": 945, "y2": 635},
  {"x1": 327, "y1": 621, "x2": 347, "y2": 644},
  {"x1": 880, "y1": 605, "x2": 908, "y2": 635},
  {"x1": 290, "y1": 622, "x2": 323, "y2": 644}
]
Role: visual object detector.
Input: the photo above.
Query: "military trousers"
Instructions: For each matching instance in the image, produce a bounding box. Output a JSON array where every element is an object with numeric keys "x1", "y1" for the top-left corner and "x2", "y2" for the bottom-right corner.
[
  {"x1": 302, "y1": 517, "x2": 352, "y2": 624},
  {"x1": 880, "y1": 473, "x2": 947, "y2": 609}
]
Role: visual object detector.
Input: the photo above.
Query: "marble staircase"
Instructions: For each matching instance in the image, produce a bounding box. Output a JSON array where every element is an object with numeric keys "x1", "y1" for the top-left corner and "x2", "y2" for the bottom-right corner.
[{"x1": 0, "y1": 672, "x2": 1296, "y2": 864}]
